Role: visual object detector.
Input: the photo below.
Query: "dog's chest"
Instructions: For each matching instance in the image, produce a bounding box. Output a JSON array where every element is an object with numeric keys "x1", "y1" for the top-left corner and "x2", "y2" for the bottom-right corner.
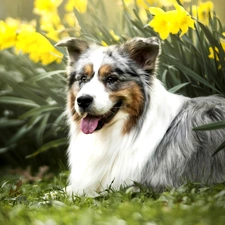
[{"x1": 68, "y1": 126, "x2": 150, "y2": 193}]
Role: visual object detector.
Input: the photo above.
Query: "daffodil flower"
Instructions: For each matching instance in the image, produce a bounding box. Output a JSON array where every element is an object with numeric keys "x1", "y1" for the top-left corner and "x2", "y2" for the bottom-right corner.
[
  {"x1": 0, "y1": 20, "x2": 17, "y2": 50},
  {"x1": 149, "y1": 4, "x2": 195, "y2": 40},
  {"x1": 34, "y1": 0, "x2": 63, "y2": 15},
  {"x1": 192, "y1": 1, "x2": 214, "y2": 25},
  {"x1": 149, "y1": 7, "x2": 171, "y2": 40},
  {"x1": 65, "y1": 0, "x2": 88, "y2": 14},
  {"x1": 174, "y1": 3, "x2": 195, "y2": 37}
]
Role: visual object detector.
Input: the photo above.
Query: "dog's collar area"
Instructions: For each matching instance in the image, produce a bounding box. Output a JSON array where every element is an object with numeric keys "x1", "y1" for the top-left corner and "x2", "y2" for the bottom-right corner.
[{"x1": 80, "y1": 101, "x2": 122, "y2": 134}]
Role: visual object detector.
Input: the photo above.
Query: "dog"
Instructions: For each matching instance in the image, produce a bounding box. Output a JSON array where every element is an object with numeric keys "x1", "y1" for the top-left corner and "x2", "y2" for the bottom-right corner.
[{"x1": 56, "y1": 37, "x2": 225, "y2": 197}]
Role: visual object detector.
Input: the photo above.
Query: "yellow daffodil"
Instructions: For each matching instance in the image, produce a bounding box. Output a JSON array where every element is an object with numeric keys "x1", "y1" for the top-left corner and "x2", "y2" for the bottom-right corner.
[
  {"x1": 174, "y1": 3, "x2": 195, "y2": 37},
  {"x1": 4, "y1": 17, "x2": 21, "y2": 30},
  {"x1": 198, "y1": 1, "x2": 214, "y2": 25},
  {"x1": 65, "y1": 0, "x2": 88, "y2": 14},
  {"x1": 46, "y1": 27, "x2": 62, "y2": 42},
  {"x1": 64, "y1": 13, "x2": 81, "y2": 36},
  {"x1": 208, "y1": 46, "x2": 219, "y2": 61},
  {"x1": 34, "y1": 0, "x2": 62, "y2": 15},
  {"x1": 0, "y1": 18, "x2": 35, "y2": 50},
  {"x1": 101, "y1": 41, "x2": 108, "y2": 46},
  {"x1": 208, "y1": 36, "x2": 225, "y2": 63},
  {"x1": 149, "y1": 7, "x2": 171, "y2": 40},
  {"x1": 109, "y1": 30, "x2": 120, "y2": 41},
  {"x1": 192, "y1": 1, "x2": 214, "y2": 25},
  {"x1": 149, "y1": 4, "x2": 195, "y2": 40},
  {"x1": 208, "y1": 43, "x2": 225, "y2": 70},
  {"x1": 64, "y1": 13, "x2": 77, "y2": 27},
  {"x1": 65, "y1": 0, "x2": 73, "y2": 12},
  {"x1": 0, "y1": 20, "x2": 18, "y2": 50},
  {"x1": 15, "y1": 28, "x2": 63, "y2": 65},
  {"x1": 41, "y1": 13, "x2": 62, "y2": 30}
]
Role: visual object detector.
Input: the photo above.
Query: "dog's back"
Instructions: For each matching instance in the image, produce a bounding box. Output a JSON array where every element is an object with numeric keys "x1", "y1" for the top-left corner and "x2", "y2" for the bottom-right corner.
[{"x1": 141, "y1": 96, "x2": 225, "y2": 191}]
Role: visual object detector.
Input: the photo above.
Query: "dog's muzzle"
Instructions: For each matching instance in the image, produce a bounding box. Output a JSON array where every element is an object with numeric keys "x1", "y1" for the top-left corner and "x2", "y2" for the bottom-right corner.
[{"x1": 76, "y1": 95, "x2": 122, "y2": 134}]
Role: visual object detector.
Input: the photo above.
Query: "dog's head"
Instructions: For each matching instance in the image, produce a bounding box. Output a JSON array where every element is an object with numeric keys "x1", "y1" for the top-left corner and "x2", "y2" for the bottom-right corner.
[{"x1": 56, "y1": 37, "x2": 160, "y2": 134}]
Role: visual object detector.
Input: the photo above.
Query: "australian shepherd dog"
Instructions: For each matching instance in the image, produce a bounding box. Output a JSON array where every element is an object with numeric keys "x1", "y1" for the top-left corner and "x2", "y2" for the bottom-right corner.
[{"x1": 56, "y1": 37, "x2": 225, "y2": 197}]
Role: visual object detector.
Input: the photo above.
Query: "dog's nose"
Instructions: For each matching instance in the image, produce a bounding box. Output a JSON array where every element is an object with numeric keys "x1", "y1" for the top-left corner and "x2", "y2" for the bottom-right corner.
[{"x1": 77, "y1": 95, "x2": 93, "y2": 109}]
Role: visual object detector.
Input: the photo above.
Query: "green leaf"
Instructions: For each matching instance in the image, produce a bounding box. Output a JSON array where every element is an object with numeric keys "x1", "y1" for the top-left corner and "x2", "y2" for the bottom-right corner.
[
  {"x1": 26, "y1": 70, "x2": 66, "y2": 82},
  {"x1": 0, "y1": 96, "x2": 39, "y2": 107},
  {"x1": 0, "y1": 119, "x2": 24, "y2": 128},
  {"x1": 6, "y1": 125, "x2": 32, "y2": 146},
  {"x1": 212, "y1": 140, "x2": 225, "y2": 156},
  {"x1": 52, "y1": 112, "x2": 66, "y2": 129},
  {"x1": 162, "y1": 54, "x2": 222, "y2": 94},
  {"x1": 194, "y1": 23, "x2": 224, "y2": 92},
  {"x1": 26, "y1": 138, "x2": 68, "y2": 158},
  {"x1": 168, "y1": 82, "x2": 190, "y2": 93},
  {"x1": 19, "y1": 105, "x2": 62, "y2": 119},
  {"x1": 36, "y1": 80, "x2": 65, "y2": 106},
  {"x1": 0, "y1": 147, "x2": 10, "y2": 154},
  {"x1": 193, "y1": 120, "x2": 225, "y2": 131},
  {"x1": 74, "y1": 9, "x2": 89, "y2": 35},
  {"x1": 1, "y1": 72, "x2": 47, "y2": 105},
  {"x1": 197, "y1": 21, "x2": 218, "y2": 46},
  {"x1": 36, "y1": 113, "x2": 50, "y2": 145}
]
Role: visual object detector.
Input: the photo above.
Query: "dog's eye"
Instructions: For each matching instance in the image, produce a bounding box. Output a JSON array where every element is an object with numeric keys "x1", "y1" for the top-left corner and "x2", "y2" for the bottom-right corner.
[
  {"x1": 106, "y1": 75, "x2": 118, "y2": 85},
  {"x1": 78, "y1": 75, "x2": 88, "y2": 87},
  {"x1": 80, "y1": 75, "x2": 87, "y2": 83}
]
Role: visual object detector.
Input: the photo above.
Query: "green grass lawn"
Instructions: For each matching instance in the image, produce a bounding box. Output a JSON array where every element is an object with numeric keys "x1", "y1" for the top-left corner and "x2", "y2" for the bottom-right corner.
[{"x1": 1, "y1": 170, "x2": 225, "y2": 225}]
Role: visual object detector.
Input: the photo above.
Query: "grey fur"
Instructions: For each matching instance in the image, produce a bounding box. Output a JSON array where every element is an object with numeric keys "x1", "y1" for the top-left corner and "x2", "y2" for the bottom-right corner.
[{"x1": 141, "y1": 96, "x2": 225, "y2": 191}]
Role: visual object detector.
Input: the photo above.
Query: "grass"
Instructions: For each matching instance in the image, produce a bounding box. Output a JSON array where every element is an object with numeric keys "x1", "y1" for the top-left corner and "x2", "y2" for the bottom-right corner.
[{"x1": 1, "y1": 171, "x2": 225, "y2": 225}]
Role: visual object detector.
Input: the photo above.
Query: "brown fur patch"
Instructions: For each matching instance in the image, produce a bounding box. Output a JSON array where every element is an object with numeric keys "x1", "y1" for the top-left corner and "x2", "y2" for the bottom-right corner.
[
  {"x1": 110, "y1": 81, "x2": 144, "y2": 134},
  {"x1": 83, "y1": 64, "x2": 93, "y2": 77},
  {"x1": 68, "y1": 86, "x2": 82, "y2": 123},
  {"x1": 98, "y1": 64, "x2": 113, "y2": 79}
]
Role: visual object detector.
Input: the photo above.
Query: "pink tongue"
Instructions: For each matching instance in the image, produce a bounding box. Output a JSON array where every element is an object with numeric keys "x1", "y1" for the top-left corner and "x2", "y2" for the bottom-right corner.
[{"x1": 80, "y1": 116, "x2": 100, "y2": 134}]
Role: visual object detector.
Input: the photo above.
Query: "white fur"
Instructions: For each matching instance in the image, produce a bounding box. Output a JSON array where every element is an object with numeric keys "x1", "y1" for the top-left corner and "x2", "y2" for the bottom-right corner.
[
  {"x1": 75, "y1": 75, "x2": 115, "y2": 116},
  {"x1": 67, "y1": 78, "x2": 189, "y2": 196}
]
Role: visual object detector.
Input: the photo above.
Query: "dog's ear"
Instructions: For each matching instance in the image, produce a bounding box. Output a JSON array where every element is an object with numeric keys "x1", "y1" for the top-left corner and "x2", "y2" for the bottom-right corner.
[
  {"x1": 123, "y1": 37, "x2": 160, "y2": 72},
  {"x1": 55, "y1": 38, "x2": 89, "y2": 64}
]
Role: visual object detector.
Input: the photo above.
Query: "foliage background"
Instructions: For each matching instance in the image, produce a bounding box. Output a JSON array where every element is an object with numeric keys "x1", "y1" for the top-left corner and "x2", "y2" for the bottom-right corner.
[{"x1": 0, "y1": 0, "x2": 225, "y2": 171}]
